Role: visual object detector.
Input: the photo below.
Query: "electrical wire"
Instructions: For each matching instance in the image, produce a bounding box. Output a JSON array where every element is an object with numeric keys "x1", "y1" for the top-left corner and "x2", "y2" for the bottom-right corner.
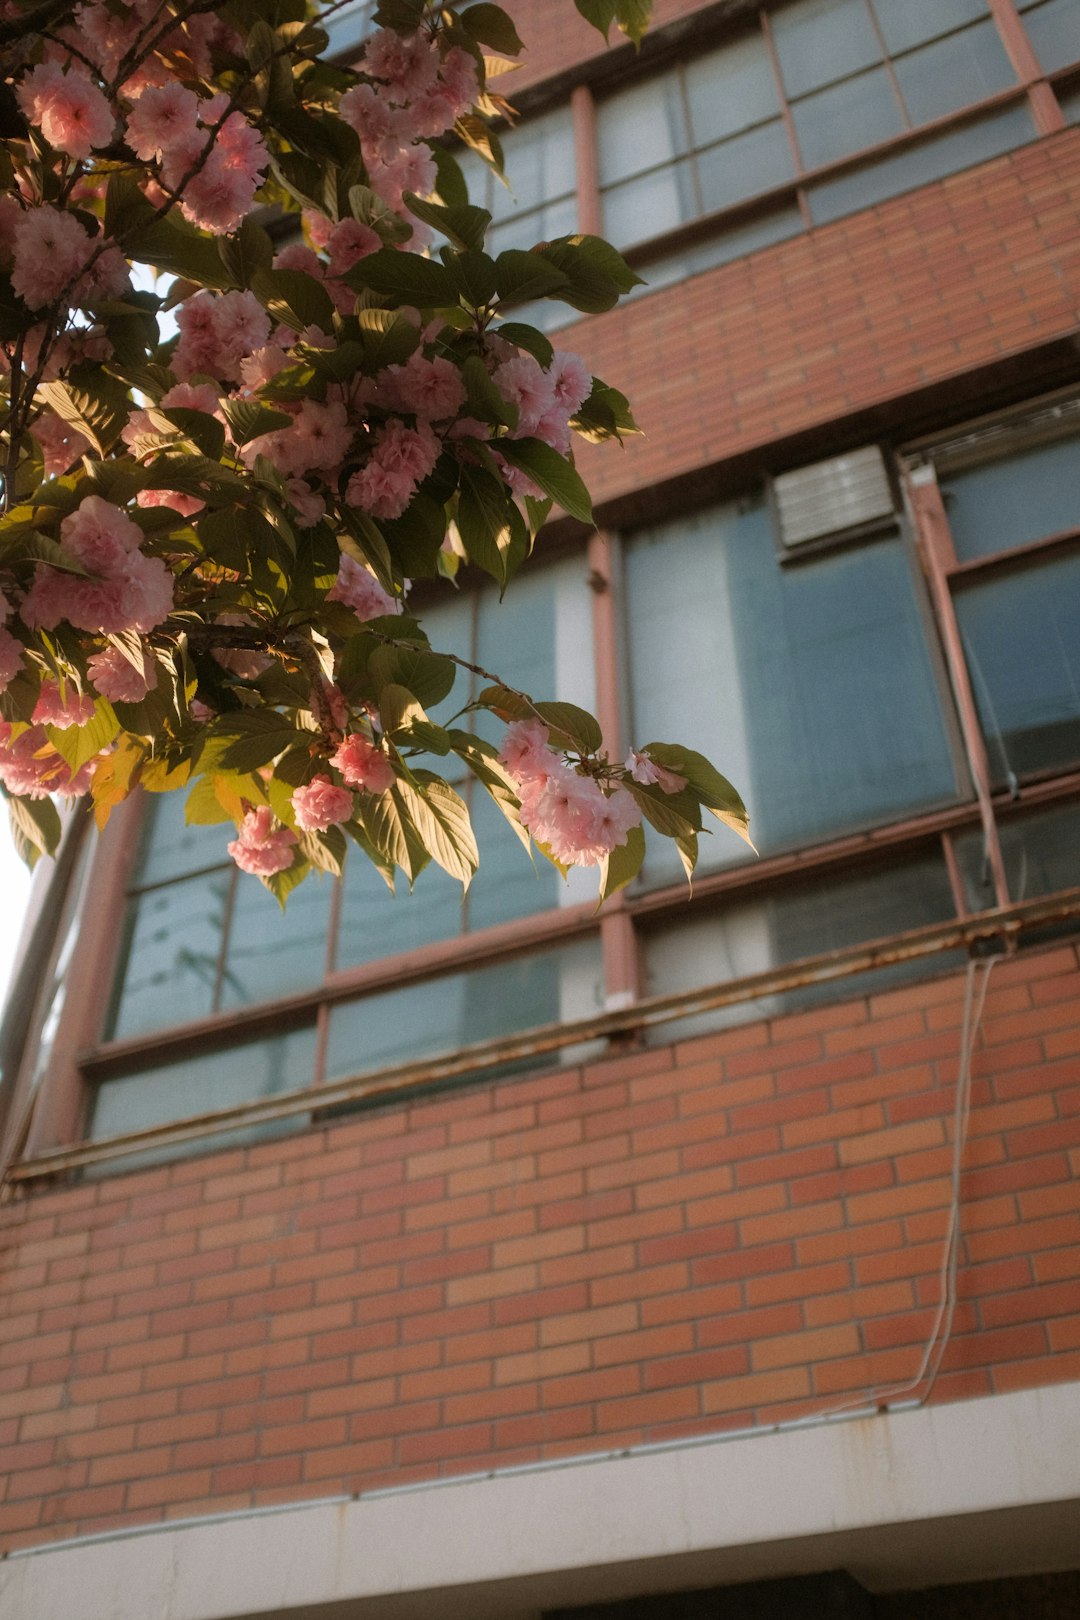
[{"x1": 808, "y1": 952, "x2": 997, "y2": 1421}]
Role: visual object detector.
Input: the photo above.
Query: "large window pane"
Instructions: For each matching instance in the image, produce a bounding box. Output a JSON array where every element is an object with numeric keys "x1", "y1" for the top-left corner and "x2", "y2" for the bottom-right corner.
[
  {"x1": 871, "y1": 0, "x2": 989, "y2": 56},
  {"x1": 133, "y1": 789, "x2": 227, "y2": 887},
  {"x1": 941, "y1": 435, "x2": 1080, "y2": 561},
  {"x1": 1018, "y1": 0, "x2": 1080, "y2": 72},
  {"x1": 602, "y1": 162, "x2": 696, "y2": 248},
  {"x1": 955, "y1": 552, "x2": 1080, "y2": 782},
  {"x1": 625, "y1": 502, "x2": 958, "y2": 883},
  {"x1": 697, "y1": 121, "x2": 795, "y2": 214},
  {"x1": 893, "y1": 20, "x2": 1015, "y2": 126},
  {"x1": 219, "y1": 872, "x2": 334, "y2": 1009},
  {"x1": 955, "y1": 799, "x2": 1080, "y2": 911},
  {"x1": 642, "y1": 850, "x2": 957, "y2": 1038},
  {"x1": 685, "y1": 34, "x2": 782, "y2": 144},
  {"x1": 89, "y1": 1026, "x2": 316, "y2": 1165},
  {"x1": 324, "y1": 938, "x2": 603, "y2": 1082},
  {"x1": 771, "y1": 0, "x2": 882, "y2": 98},
  {"x1": 598, "y1": 75, "x2": 690, "y2": 187},
  {"x1": 109, "y1": 870, "x2": 231, "y2": 1039},
  {"x1": 807, "y1": 105, "x2": 1035, "y2": 225},
  {"x1": 791, "y1": 66, "x2": 905, "y2": 169}
]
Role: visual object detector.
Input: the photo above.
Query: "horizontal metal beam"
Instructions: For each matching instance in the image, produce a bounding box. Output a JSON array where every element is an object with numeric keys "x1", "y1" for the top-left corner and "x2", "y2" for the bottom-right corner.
[{"x1": 6, "y1": 888, "x2": 1079, "y2": 1186}]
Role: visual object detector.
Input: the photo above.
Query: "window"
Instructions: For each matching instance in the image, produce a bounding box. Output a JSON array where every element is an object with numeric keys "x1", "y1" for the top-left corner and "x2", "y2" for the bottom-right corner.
[
  {"x1": 459, "y1": 108, "x2": 578, "y2": 256},
  {"x1": 321, "y1": 0, "x2": 377, "y2": 57},
  {"x1": 62, "y1": 410, "x2": 1080, "y2": 1170},
  {"x1": 916, "y1": 400, "x2": 1080, "y2": 788},
  {"x1": 594, "y1": 0, "x2": 1055, "y2": 283},
  {"x1": 623, "y1": 496, "x2": 960, "y2": 883}
]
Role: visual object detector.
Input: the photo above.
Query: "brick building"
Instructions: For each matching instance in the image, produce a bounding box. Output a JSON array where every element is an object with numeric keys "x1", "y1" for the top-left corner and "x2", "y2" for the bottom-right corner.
[{"x1": 2, "y1": 1, "x2": 1080, "y2": 1615}]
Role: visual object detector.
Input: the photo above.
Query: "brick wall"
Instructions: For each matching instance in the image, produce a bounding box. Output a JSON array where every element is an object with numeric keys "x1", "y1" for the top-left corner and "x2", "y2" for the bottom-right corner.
[
  {"x1": 566, "y1": 130, "x2": 1080, "y2": 513},
  {"x1": 502, "y1": 0, "x2": 714, "y2": 95},
  {"x1": 1, "y1": 941, "x2": 1079, "y2": 1553}
]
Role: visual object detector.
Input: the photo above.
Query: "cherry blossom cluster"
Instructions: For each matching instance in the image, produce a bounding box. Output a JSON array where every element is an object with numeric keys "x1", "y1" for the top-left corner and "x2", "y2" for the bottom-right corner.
[{"x1": 498, "y1": 719, "x2": 642, "y2": 869}]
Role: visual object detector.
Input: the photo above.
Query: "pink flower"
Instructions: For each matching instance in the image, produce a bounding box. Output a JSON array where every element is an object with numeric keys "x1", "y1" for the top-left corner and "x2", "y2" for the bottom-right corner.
[
  {"x1": 327, "y1": 554, "x2": 399, "y2": 621},
  {"x1": 61, "y1": 494, "x2": 142, "y2": 573},
  {"x1": 330, "y1": 732, "x2": 395, "y2": 794},
  {"x1": 75, "y1": 1, "x2": 139, "y2": 79},
  {"x1": 11, "y1": 206, "x2": 91, "y2": 310},
  {"x1": 17, "y1": 61, "x2": 113, "y2": 160},
  {"x1": 625, "y1": 749, "x2": 688, "y2": 795},
  {"x1": 291, "y1": 774, "x2": 354, "y2": 832},
  {"x1": 550, "y1": 350, "x2": 592, "y2": 416},
  {"x1": 0, "y1": 724, "x2": 97, "y2": 799},
  {"x1": 368, "y1": 146, "x2": 437, "y2": 213},
  {"x1": 383, "y1": 352, "x2": 465, "y2": 421},
  {"x1": 125, "y1": 81, "x2": 200, "y2": 161},
  {"x1": 178, "y1": 114, "x2": 268, "y2": 235},
  {"x1": 87, "y1": 643, "x2": 157, "y2": 703},
  {"x1": 33, "y1": 412, "x2": 90, "y2": 478},
  {"x1": 136, "y1": 487, "x2": 205, "y2": 517},
  {"x1": 174, "y1": 289, "x2": 270, "y2": 382},
  {"x1": 338, "y1": 83, "x2": 411, "y2": 165},
  {"x1": 346, "y1": 418, "x2": 440, "y2": 520},
  {"x1": 31, "y1": 680, "x2": 95, "y2": 729},
  {"x1": 326, "y1": 218, "x2": 380, "y2": 277},
  {"x1": 286, "y1": 479, "x2": 325, "y2": 529},
  {"x1": 227, "y1": 805, "x2": 296, "y2": 877},
  {"x1": 364, "y1": 28, "x2": 440, "y2": 101},
  {"x1": 495, "y1": 354, "x2": 557, "y2": 435},
  {"x1": 0, "y1": 626, "x2": 23, "y2": 694},
  {"x1": 499, "y1": 719, "x2": 556, "y2": 783}
]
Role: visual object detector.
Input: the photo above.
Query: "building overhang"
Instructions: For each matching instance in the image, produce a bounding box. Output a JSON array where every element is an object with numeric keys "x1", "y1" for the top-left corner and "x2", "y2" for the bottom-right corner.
[{"x1": 3, "y1": 1383, "x2": 1079, "y2": 1620}]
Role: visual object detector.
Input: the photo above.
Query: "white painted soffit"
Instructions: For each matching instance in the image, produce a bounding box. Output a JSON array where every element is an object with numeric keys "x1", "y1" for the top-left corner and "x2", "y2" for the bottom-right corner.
[{"x1": 2, "y1": 1384, "x2": 1080, "y2": 1620}]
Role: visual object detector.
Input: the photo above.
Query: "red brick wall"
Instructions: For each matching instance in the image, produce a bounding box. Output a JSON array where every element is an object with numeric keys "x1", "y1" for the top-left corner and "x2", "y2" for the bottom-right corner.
[
  {"x1": 567, "y1": 130, "x2": 1080, "y2": 510},
  {"x1": 502, "y1": 0, "x2": 713, "y2": 94},
  {"x1": 2, "y1": 942, "x2": 1079, "y2": 1552}
]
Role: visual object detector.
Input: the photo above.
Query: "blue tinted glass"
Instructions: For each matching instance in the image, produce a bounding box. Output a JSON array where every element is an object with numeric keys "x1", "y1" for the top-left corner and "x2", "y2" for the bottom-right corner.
[
  {"x1": 791, "y1": 66, "x2": 905, "y2": 169},
  {"x1": 807, "y1": 104, "x2": 1035, "y2": 225},
  {"x1": 324, "y1": 938, "x2": 602, "y2": 1081},
  {"x1": 696, "y1": 121, "x2": 795, "y2": 213},
  {"x1": 772, "y1": 0, "x2": 881, "y2": 97},
  {"x1": 626, "y1": 503, "x2": 958, "y2": 881},
  {"x1": 133, "y1": 789, "x2": 229, "y2": 887},
  {"x1": 955, "y1": 552, "x2": 1080, "y2": 783},
  {"x1": 220, "y1": 871, "x2": 335, "y2": 1007},
  {"x1": 893, "y1": 19, "x2": 1015, "y2": 126},
  {"x1": 644, "y1": 849, "x2": 957, "y2": 1038},
  {"x1": 109, "y1": 869, "x2": 231, "y2": 1038},
  {"x1": 872, "y1": 0, "x2": 988, "y2": 54},
  {"x1": 1021, "y1": 0, "x2": 1080, "y2": 72},
  {"x1": 941, "y1": 435, "x2": 1080, "y2": 560},
  {"x1": 89, "y1": 1025, "x2": 316, "y2": 1167},
  {"x1": 955, "y1": 799, "x2": 1080, "y2": 911}
]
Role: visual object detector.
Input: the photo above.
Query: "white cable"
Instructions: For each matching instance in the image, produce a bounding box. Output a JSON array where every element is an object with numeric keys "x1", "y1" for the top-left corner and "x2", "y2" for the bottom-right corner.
[{"x1": 808, "y1": 953, "x2": 997, "y2": 1422}]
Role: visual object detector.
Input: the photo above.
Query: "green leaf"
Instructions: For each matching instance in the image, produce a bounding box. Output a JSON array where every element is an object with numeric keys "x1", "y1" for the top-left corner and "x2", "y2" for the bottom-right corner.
[
  {"x1": 219, "y1": 217, "x2": 274, "y2": 288},
  {"x1": 474, "y1": 685, "x2": 603, "y2": 754},
  {"x1": 379, "y1": 683, "x2": 452, "y2": 755},
  {"x1": 448, "y1": 729, "x2": 532, "y2": 856},
  {"x1": 381, "y1": 494, "x2": 446, "y2": 578},
  {"x1": 218, "y1": 399, "x2": 294, "y2": 446},
  {"x1": 624, "y1": 779, "x2": 701, "y2": 840},
  {"x1": 369, "y1": 643, "x2": 456, "y2": 709},
  {"x1": 185, "y1": 774, "x2": 234, "y2": 826},
  {"x1": 354, "y1": 308, "x2": 422, "y2": 370},
  {"x1": 674, "y1": 832, "x2": 698, "y2": 884},
  {"x1": 458, "y1": 464, "x2": 527, "y2": 589},
  {"x1": 459, "y1": 2, "x2": 524, "y2": 53},
  {"x1": 495, "y1": 251, "x2": 570, "y2": 307},
  {"x1": 495, "y1": 437, "x2": 593, "y2": 524},
  {"x1": 5, "y1": 789, "x2": 62, "y2": 867},
  {"x1": 571, "y1": 378, "x2": 641, "y2": 443},
  {"x1": 538, "y1": 235, "x2": 643, "y2": 313},
  {"x1": 253, "y1": 266, "x2": 336, "y2": 332},
  {"x1": 495, "y1": 321, "x2": 554, "y2": 368},
  {"x1": 641, "y1": 742, "x2": 754, "y2": 848},
  {"x1": 262, "y1": 856, "x2": 309, "y2": 909},
  {"x1": 432, "y1": 147, "x2": 469, "y2": 208},
  {"x1": 446, "y1": 248, "x2": 497, "y2": 309},
  {"x1": 455, "y1": 113, "x2": 505, "y2": 176},
  {"x1": 339, "y1": 509, "x2": 396, "y2": 594},
  {"x1": 157, "y1": 407, "x2": 226, "y2": 460},
  {"x1": 614, "y1": 0, "x2": 652, "y2": 45},
  {"x1": 344, "y1": 248, "x2": 458, "y2": 306},
  {"x1": 359, "y1": 786, "x2": 429, "y2": 887},
  {"x1": 216, "y1": 711, "x2": 305, "y2": 773},
  {"x1": 599, "y1": 821, "x2": 645, "y2": 901},
  {"x1": 574, "y1": 0, "x2": 616, "y2": 37},
  {"x1": 461, "y1": 354, "x2": 517, "y2": 427},
  {"x1": 46, "y1": 700, "x2": 120, "y2": 772},
  {"x1": 38, "y1": 367, "x2": 131, "y2": 456},
  {"x1": 397, "y1": 776, "x2": 478, "y2": 887},
  {"x1": 126, "y1": 214, "x2": 233, "y2": 289},
  {"x1": 404, "y1": 194, "x2": 491, "y2": 252}
]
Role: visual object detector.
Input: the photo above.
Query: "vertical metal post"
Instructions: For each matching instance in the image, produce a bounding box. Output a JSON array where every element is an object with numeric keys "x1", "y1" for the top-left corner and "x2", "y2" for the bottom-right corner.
[{"x1": 572, "y1": 83, "x2": 602, "y2": 236}]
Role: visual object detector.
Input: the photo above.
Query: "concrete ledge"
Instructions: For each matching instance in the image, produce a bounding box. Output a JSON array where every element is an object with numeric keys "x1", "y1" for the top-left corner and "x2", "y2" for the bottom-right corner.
[{"x1": 3, "y1": 1385, "x2": 1080, "y2": 1620}]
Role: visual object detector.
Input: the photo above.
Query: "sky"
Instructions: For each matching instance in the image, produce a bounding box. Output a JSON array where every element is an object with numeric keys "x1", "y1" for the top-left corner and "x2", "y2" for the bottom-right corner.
[{"x1": 0, "y1": 822, "x2": 35, "y2": 1010}]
